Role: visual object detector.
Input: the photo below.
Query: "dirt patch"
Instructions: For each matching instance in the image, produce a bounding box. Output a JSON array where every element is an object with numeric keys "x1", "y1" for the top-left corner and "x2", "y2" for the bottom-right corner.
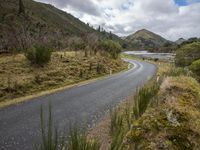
[{"x1": 88, "y1": 115, "x2": 111, "y2": 150}]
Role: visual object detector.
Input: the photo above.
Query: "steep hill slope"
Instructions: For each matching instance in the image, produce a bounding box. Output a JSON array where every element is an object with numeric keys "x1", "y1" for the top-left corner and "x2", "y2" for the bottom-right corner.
[
  {"x1": 175, "y1": 38, "x2": 186, "y2": 45},
  {"x1": 0, "y1": 0, "x2": 124, "y2": 52},
  {"x1": 126, "y1": 29, "x2": 170, "y2": 50}
]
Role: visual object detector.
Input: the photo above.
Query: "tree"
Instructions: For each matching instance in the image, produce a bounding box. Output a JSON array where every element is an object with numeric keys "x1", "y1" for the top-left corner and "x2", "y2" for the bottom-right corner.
[
  {"x1": 100, "y1": 40, "x2": 122, "y2": 59},
  {"x1": 109, "y1": 31, "x2": 113, "y2": 40},
  {"x1": 175, "y1": 42, "x2": 200, "y2": 67},
  {"x1": 19, "y1": 0, "x2": 25, "y2": 14},
  {"x1": 98, "y1": 25, "x2": 101, "y2": 32}
]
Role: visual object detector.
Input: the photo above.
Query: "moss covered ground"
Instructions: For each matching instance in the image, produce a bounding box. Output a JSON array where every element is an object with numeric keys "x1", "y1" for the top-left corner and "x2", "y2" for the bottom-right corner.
[{"x1": 125, "y1": 76, "x2": 200, "y2": 149}]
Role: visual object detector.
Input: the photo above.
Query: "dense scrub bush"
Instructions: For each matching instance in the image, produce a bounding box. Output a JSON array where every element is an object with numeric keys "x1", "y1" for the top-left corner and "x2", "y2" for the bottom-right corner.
[
  {"x1": 26, "y1": 46, "x2": 52, "y2": 66},
  {"x1": 175, "y1": 42, "x2": 200, "y2": 67},
  {"x1": 189, "y1": 59, "x2": 200, "y2": 78},
  {"x1": 100, "y1": 40, "x2": 122, "y2": 59}
]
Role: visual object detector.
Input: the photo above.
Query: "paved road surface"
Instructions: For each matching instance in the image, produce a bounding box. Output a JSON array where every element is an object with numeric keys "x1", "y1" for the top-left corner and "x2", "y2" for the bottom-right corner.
[{"x1": 0, "y1": 59, "x2": 156, "y2": 150}]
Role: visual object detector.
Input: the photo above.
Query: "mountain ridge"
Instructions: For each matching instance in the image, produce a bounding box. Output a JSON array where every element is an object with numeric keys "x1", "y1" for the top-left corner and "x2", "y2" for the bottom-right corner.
[{"x1": 125, "y1": 29, "x2": 172, "y2": 50}]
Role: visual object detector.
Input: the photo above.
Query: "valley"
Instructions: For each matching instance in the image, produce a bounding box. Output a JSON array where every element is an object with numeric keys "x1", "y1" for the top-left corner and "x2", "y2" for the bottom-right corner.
[{"x1": 0, "y1": 0, "x2": 200, "y2": 150}]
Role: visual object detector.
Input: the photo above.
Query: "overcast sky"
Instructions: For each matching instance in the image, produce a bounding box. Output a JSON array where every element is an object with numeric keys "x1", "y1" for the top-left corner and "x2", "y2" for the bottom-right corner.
[{"x1": 35, "y1": 0, "x2": 200, "y2": 41}]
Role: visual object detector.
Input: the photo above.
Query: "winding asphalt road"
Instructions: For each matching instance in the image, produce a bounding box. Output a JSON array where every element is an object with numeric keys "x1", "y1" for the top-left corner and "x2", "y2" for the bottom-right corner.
[{"x1": 0, "y1": 59, "x2": 156, "y2": 150}]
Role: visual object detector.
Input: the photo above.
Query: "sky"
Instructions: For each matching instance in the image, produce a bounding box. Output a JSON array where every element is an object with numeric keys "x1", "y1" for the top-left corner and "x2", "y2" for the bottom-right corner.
[{"x1": 35, "y1": 0, "x2": 200, "y2": 41}]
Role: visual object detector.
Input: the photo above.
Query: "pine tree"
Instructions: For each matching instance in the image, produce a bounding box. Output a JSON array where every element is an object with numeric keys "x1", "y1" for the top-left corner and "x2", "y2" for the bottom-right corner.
[
  {"x1": 19, "y1": 0, "x2": 25, "y2": 14},
  {"x1": 98, "y1": 25, "x2": 101, "y2": 32},
  {"x1": 109, "y1": 31, "x2": 113, "y2": 39}
]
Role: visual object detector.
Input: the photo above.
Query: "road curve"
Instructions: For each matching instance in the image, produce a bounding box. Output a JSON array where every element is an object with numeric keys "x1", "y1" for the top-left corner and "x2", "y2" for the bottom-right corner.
[{"x1": 0, "y1": 59, "x2": 156, "y2": 150}]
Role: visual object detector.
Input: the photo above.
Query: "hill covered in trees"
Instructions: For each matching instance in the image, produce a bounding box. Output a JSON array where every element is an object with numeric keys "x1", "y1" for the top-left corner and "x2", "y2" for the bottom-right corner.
[
  {"x1": 125, "y1": 29, "x2": 175, "y2": 51},
  {"x1": 0, "y1": 0, "x2": 125, "y2": 52}
]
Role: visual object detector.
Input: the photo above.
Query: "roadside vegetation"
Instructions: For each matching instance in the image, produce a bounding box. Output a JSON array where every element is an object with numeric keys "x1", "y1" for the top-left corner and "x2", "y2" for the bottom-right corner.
[
  {"x1": 175, "y1": 41, "x2": 200, "y2": 67},
  {"x1": 0, "y1": 0, "x2": 127, "y2": 53},
  {"x1": 0, "y1": 49, "x2": 126, "y2": 104},
  {"x1": 39, "y1": 104, "x2": 100, "y2": 150},
  {"x1": 88, "y1": 41, "x2": 200, "y2": 149}
]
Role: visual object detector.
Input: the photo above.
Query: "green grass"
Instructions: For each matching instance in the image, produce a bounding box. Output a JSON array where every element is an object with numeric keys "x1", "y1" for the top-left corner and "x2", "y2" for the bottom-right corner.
[
  {"x1": 132, "y1": 82, "x2": 160, "y2": 119},
  {"x1": 40, "y1": 104, "x2": 60, "y2": 150},
  {"x1": 110, "y1": 109, "x2": 126, "y2": 150},
  {"x1": 109, "y1": 80, "x2": 160, "y2": 149},
  {"x1": 39, "y1": 103, "x2": 100, "y2": 150},
  {"x1": 68, "y1": 127, "x2": 100, "y2": 150}
]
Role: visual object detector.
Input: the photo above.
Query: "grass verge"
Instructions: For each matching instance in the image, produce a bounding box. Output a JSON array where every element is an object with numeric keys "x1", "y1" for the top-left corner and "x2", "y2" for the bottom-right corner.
[
  {"x1": 0, "y1": 51, "x2": 128, "y2": 108},
  {"x1": 88, "y1": 54, "x2": 199, "y2": 149},
  {"x1": 39, "y1": 103, "x2": 100, "y2": 150}
]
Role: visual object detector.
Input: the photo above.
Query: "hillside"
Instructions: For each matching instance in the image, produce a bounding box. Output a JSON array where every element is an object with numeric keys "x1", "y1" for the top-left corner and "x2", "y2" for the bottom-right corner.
[
  {"x1": 125, "y1": 29, "x2": 171, "y2": 50},
  {"x1": 0, "y1": 0, "x2": 125, "y2": 52},
  {"x1": 175, "y1": 38, "x2": 186, "y2": 45}
]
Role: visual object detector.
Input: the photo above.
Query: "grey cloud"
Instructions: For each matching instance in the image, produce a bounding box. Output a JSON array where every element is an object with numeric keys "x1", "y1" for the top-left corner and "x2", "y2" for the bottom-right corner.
[
  {"x1": 35, "y1": 0, "x2": 200, "y2": 41},
  {"x1": 35, "y1": 0, "x2": 100, "y2": 16},
  {"x1": 141, "y1": 0, "x2": 178, "y2": 15}
]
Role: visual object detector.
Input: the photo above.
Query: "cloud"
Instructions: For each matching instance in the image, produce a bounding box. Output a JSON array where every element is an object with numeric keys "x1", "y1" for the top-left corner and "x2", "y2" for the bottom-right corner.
[
  {"x1": 35, "y1": 0, "x2": 200, "y2": 41},
  {"x1": 35, "y1": 0, "x2": 100, "y2": 16}
]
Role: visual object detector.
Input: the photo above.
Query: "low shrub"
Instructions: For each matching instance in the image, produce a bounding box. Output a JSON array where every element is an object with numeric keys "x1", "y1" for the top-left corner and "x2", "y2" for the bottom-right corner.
[
  {"x1": 100, "y1": 40, "x2": 122, "y2": 59},
  {"x1": 189, "y1": 59, "x2": 200, "y2": 80},
  {"x1": 26, "y1": 46, "x2": 52, "y2": 66}
]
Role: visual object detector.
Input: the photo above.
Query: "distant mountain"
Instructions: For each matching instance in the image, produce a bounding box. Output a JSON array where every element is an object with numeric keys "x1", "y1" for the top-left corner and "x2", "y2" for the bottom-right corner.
[
  {"x1": 0, "y1": 0, "x2": 125, "y2": 51},
  {"x1": 175, "y1": 38, "x2": 186, "y2": 45},
  {"x1": 125, "y1": 29, "x2": 171, "y2": 50}
]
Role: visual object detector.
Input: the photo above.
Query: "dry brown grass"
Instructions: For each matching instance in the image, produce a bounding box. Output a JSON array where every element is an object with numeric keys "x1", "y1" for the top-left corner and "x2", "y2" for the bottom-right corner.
[{"x1": 0, "y1": 51, "x2": 127, "y2": 104}]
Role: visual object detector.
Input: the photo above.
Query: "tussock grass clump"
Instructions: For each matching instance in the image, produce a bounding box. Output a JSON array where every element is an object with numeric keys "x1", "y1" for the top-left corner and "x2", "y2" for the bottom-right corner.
[
  {"x1": 0, "y1": 52, "x2": 127, "y2": 103},
  {"x1": 110, "y1": 108, "x2": 126, "y2": 150},
  {"x1": 68, "y1": 127, "x2": 100, "y2": 150},
  {"x1": 40, "y1": 104, "x2": 60, "y2": 150},
  {"x1": 39, "y1": 104, "x2": 100, "y2": 150},
  {"x1": 110, "y1": 80, "x2": 160, "y2": 150},
  {"x1": 163, "y1": 66, "x2": 192, "y2": 77},
  {"x1": 133, "y1": 82, "x2": 160, "y2": 119}
]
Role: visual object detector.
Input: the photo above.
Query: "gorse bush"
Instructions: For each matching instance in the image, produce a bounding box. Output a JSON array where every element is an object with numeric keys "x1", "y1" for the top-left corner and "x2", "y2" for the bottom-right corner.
[
  {"x1": 26, "y1": 46, "x2": 52, "y2": 66},
  {"x1": 175, "y1": 41, "x2": 200, "y2": 67},
  {"x1": 39, "y1": 104, "x2": 100, "y2": 150}
]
